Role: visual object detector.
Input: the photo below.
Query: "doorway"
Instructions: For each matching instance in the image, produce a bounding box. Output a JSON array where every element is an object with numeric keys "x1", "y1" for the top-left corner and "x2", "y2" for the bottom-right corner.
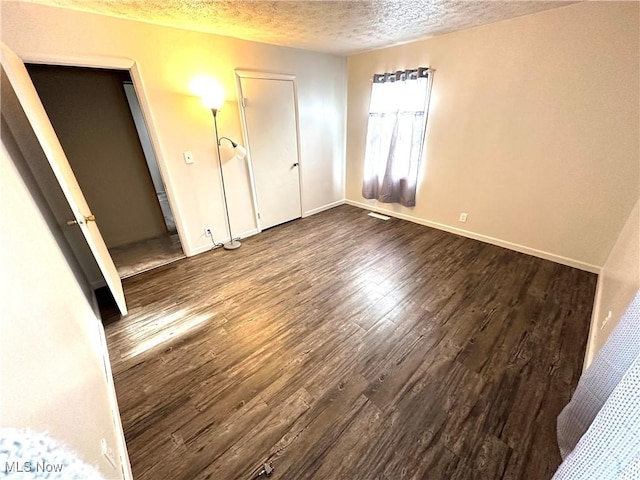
[
  {"x1": 2, "y1": 43, "x2": 127, "y2": 314},
  {"x1": 236, "y1": 71, "x2": 302, "y2": 231},
  {"x1": 26, "y1": 64, "x2": 184, "y2": 279}
]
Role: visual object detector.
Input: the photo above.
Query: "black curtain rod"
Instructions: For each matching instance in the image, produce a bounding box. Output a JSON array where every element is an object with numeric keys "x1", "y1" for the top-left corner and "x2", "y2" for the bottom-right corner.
[{"x1": 373, "y1": 67, "x2": 431, "y2": 83}]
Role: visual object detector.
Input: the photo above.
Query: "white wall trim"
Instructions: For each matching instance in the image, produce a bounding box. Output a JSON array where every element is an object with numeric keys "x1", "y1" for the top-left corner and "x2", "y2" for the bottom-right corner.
[
  {"x1": 190, "y1": 201, "x2": 346, "y2": 254},
  {"x1": 346, "y1": 199, "x2": 602, "y2": 273},
  {"x1": 17, "y1": 52, "x2": 135, "y2": 70},
  {"x1": 90, "y1": 293, "x2": 133, "y2": 480},
  {"x1": 189, "y1": 243, "x2": 217, "y2": 257},
  {"x1": 583, "y1": 273, "x2": 604, "y2": 371},
  {"x1": 90, "y1": 278, "x2": 107, "y2": 290},
  {"x1": 234, "y1": 69, "x2": 304, "y2": 233},
  {"x1": 127, "y1": 63, "x2": 190, "y2": 256},
  {"x1": 235, "y1": 69, "x2": 296, "y2": 81},
  {"x1": 303, "y1": 199, "x2": 345, "y2": 218},
  {"x1": 17, "y1": 50, "x2": 191, "y2": 258},
  {"x1": 234, "y1": 70, "x2": 263, "y2": 233},
  {"x1": 580, "y1": 198, "x2": 640, "y2": 371},
  {"x1": 188, "y1": 228, "x2": 260, "y2": 256},
  {"x1": 190, "y1": 199, "x2": 347, "y2": 255}
]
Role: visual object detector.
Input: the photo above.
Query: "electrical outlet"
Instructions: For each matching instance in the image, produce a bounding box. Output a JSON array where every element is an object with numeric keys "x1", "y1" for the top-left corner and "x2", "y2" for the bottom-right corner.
[
  {"x1": 101, "y1": 438, "x2": 117, "y2": 470},
  {"x1": 459, "y1": 212, "x2": 468, "y2": 223},
  {"x1": 204, "y1": 227, "x2": 213, "y2": 237}
]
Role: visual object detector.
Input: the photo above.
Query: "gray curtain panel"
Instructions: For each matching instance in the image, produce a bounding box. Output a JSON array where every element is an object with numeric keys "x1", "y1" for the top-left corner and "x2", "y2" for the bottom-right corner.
[
  {"x1": 362, "y1": 111, "x2": 424, "y2": 206},
  {"x1": 362, "y1": 69, "x2": 431, "y2": 208},
  {"x1": 553, "y1": 290, "x2": 640, "y2": 479}
]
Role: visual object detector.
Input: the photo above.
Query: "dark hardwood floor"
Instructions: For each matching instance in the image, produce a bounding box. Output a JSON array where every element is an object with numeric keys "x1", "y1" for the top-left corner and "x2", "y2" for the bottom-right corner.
[{"x1": 101, "y1": 205, "x2": 597, "y2": 480}]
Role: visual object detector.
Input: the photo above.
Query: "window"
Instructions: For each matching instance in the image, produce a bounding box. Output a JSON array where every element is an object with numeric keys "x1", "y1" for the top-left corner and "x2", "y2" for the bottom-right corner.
[{"x1": 362, "y1": 67, "x2": 433, "y2": 207}]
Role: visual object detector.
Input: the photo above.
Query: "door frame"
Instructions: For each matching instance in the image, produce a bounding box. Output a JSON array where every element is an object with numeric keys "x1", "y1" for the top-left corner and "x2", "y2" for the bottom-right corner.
[
  {"x1": 21, "y1": 51, "x2": 187, "y2": 255},
  {"x1": 235, "y1": 69, "x2": 303, "y2": 233}
]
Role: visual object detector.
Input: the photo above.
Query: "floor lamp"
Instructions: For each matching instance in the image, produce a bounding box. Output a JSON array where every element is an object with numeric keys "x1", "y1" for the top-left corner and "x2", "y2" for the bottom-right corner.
[{"x1": 201, "y1": 87, "x2": 247, "y2": 250}]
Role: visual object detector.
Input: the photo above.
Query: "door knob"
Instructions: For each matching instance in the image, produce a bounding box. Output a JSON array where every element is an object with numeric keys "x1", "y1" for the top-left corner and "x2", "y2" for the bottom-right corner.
[
  {"x1": 66, "y1": 214, "x2": 95, "y2": 226},
  {"x1": 292, "y1": 163, "x2": 299, "y2": 167}
]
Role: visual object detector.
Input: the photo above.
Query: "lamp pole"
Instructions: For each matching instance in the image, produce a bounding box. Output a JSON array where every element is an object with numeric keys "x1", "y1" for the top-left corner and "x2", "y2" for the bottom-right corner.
[{"x1": 211, "y1": 108, "x2": 241, "y2": 250}]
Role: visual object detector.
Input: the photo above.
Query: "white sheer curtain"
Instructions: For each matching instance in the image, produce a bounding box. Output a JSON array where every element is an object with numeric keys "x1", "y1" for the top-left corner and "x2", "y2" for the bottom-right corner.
[
  {"x1": 554, "y1": 290, "x2": 640, "y2": 479},
  {"x1": 362, "y1": 68, "x2": 432, "y2": 207}
]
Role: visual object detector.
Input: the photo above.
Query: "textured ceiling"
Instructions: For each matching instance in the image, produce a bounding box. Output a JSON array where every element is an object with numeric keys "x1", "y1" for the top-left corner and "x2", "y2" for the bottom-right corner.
[{"x1": 28, "y1": 0, "x2": 577, "y2": 55}]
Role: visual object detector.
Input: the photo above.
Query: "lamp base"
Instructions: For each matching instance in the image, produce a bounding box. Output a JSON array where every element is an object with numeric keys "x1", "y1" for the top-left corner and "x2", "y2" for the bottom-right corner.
[{"x1": 223, "y1": 239, "x2": 242, "y2": 250}]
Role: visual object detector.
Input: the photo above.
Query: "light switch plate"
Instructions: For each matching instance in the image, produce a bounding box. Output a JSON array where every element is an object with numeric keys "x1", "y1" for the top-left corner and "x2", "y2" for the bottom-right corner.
[{"x1": 183, "y1": 151, "x2": 194, "y2": 164}]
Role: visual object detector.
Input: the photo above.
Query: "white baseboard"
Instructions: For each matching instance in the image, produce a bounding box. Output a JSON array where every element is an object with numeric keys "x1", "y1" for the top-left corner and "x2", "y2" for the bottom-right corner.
[
  {"x1": 187, "y1": 201, "x2": 346, "y2": 258},
  {"x1": 583, "y1": 273, "x2": 604, "y2": 371},
  {"x1": 188, "y1": 228, "x2": 260, "y2": 257},
  {"x1": 303, "y1": 199, "x2": 345, "y2": 218},
  {"x1": 90, "y1": 290, "x2": 134, "y2": 479},
  {"x1": 345, "y1": 199, "x2": 601, "y2": 273},
  {"x1": 91, "y1": 278, "x2": 107, "y2": 289},
  {"x1": 89, "y1": 289, "x2": 101, "y2": 317},
  {"x1": 188, "y1": 243, "x2": 218, "y2": 256}
]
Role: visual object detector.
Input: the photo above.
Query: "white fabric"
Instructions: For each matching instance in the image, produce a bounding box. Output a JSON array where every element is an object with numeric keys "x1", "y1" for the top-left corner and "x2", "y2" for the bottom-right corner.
[
  {"x1": 0, "y1": 428, "x2": 104, "y2": 478},
  {"x1": 554, "y1": 290, "x2": 640, "y2": 479},
  {"x1": 362, "y1": 75, "x2": 430, "y2": 207}
]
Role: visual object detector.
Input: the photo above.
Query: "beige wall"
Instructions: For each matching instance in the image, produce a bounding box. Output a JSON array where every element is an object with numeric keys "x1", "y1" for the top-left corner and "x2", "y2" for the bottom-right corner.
[
  {"x1": 346, "y1": 2, "x2": 639, "y2": 270},
  {"x1": 584, "y1": 198, "x2": 640, "y2": 368},
  {"x1": 1, "y1": 1, "x2": 346, "y2": 256},
  {"x1": 0, "y1": 118, "x2": 131, "y2": 478},
  {"x1": 28, "y1": 65, "x2": 167, "y2": 248}
]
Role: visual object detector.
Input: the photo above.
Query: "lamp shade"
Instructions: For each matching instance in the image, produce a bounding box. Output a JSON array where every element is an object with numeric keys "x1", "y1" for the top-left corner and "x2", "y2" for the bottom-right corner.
[
  {"x1": 234, "y1": 144, "x2": 247, "y2": 159},
  {"x1": 190, "y1": 76, "x2": 226, "y2": 110},
  {"x1": 201, "y1": 82, "x2": 225, "y2": 110}
]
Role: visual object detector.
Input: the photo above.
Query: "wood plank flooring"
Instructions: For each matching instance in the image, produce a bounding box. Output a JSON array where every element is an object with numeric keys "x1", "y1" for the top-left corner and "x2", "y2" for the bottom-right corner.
[{"x1": 101, "y1": 205, "x2": 597, "y2": 480}]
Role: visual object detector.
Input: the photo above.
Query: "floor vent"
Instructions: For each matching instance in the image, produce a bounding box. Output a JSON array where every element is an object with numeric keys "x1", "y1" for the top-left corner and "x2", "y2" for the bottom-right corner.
[{"x1": 368, "y1": 212, "x2": 391, "y2": 221}]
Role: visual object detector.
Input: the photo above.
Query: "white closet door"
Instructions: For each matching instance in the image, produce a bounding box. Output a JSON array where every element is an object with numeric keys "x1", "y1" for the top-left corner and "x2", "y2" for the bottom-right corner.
[{"x1": 239, "y1": 76, "x2": 301, "y2": 230}]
